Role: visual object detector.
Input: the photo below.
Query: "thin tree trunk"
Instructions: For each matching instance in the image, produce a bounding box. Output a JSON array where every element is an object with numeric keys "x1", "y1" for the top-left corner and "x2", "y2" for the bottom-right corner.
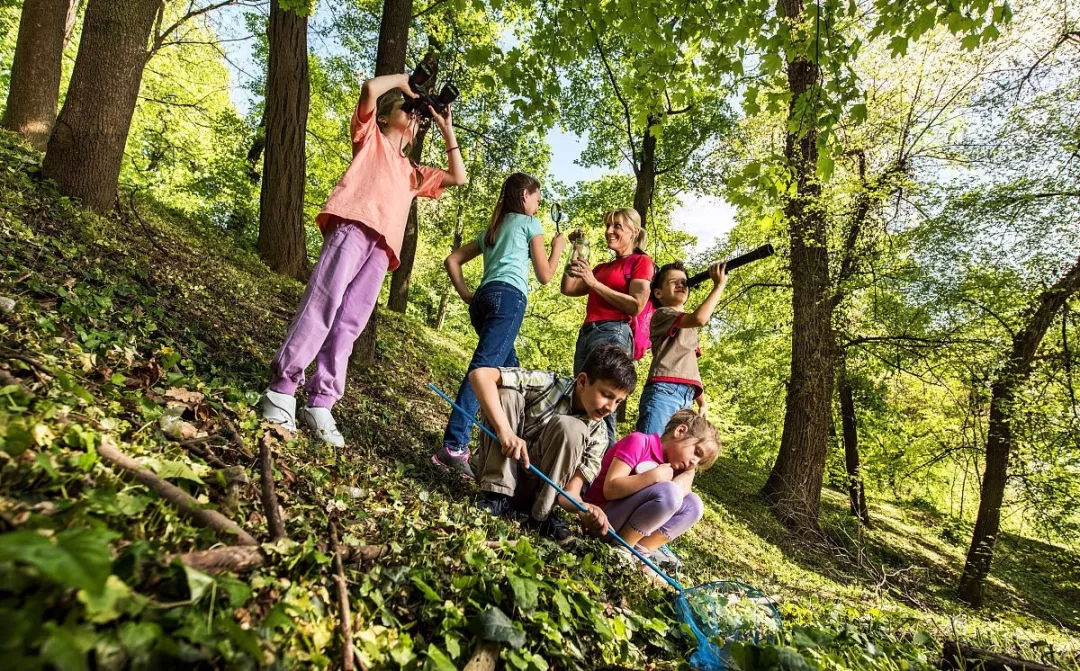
[
  {"x1": 41, "y1": 0, "x2": 161, "y2": 212},
  {"x1": 352, "y1": 0, "x2": 413, "y2": 365},
  {"x1": 632, "y1": 118, "x2": 657, "y2": 233},
  {"x1": 761, "y1": 0, "x2": 833, "y2": 533},
  {"x1": 63, "y1": 0, "x2": 83, "y2": 46},
  {"x1": 388, "y1": 122, "x2": 430, "y2": 312},
  {"x1": 256, "y1": 0, "x2": 309, "y2": 280},
  {"x1": 838, "y1": 358, "x2": 870, "y2": 526},
  {"x1": 433, "y1": 198, "x2": 466, "y2": 329},
  {"x1": 247, "y1": 111, "x2": 266, "y2": 184},
  {"x1": 958, "y1": 253, "x2": 1080, "y2": 607},
  {"x1": 3, "y1": 0, "x2": 69, "y2": 151}
]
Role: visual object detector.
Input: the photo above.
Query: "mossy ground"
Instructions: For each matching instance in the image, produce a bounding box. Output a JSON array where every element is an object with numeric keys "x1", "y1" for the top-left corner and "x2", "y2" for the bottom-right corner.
[{"x1": 0, "y1": 131, "x2": 1077, "y2": 670}]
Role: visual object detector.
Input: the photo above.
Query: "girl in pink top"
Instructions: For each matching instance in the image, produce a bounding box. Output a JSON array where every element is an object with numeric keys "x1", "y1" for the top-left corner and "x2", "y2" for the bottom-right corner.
[
  {"x1": 584, "y1": 409, "x2": 719, "y2": 561},
  {"x1": 259, "y1": 74, "x2": 466, "y2": 446}
]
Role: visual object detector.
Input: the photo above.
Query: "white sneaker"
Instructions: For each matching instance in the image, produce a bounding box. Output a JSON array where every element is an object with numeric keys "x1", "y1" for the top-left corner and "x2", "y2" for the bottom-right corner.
[
  {"x1": 259, "y1": 389, "x2": 297, "y2": 432},
  {"x1": 298, "y1": 406, "x2": 345, "y2": 447}
]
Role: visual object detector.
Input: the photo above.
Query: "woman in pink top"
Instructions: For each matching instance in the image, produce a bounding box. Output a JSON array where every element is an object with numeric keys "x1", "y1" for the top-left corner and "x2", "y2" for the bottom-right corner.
[
  {"x1": 584, "y1": 409, "x2": 719, "y2": 563},
  {"x1": 259, "y1": 74, "x2": 466, "y2": 446}
]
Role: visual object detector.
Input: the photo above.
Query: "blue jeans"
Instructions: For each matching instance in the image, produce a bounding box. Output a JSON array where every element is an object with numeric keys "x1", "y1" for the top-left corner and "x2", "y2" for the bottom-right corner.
[
  {"x1": 573, "y1": 320, "x2": 632, "y2": 447},
  {"x1": 443, "y1": 282, "x2": 527, "y2": 452},
  {"x1": 636, "y1": 381, "x2": 697, "y2": 436}
]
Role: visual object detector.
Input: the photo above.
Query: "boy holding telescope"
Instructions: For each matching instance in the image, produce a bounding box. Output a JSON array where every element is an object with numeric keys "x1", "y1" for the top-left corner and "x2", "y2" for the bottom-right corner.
[{"x1": 635, "y1": 261, "x2": 727, "y2": 435}]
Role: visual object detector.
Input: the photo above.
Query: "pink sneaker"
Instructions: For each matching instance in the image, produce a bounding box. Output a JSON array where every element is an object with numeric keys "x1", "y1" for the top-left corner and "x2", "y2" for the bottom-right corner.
[{"x1": 433, "y1": 445, "x2": 474, "y2": 480}]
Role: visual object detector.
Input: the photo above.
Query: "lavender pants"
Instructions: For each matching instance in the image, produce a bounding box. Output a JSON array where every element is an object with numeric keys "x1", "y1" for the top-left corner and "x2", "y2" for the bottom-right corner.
[
  {"x1": 604, "y1": 481, "x2": 704, "y2": 541},
  {"x1": 268, "y1": 223, "x2": 388, "y2": 408}
]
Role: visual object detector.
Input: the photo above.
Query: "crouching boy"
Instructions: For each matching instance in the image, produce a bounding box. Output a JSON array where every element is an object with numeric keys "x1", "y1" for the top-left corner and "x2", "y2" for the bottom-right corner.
[{"x1": 468, "y1": 344, "x2": 637, "y2": 544}]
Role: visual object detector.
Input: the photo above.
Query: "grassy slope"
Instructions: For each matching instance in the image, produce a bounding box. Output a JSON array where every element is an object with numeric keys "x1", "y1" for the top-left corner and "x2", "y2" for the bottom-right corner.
[{"x1": 0, "y1": 131, "x2": 1076, "y2": 670}]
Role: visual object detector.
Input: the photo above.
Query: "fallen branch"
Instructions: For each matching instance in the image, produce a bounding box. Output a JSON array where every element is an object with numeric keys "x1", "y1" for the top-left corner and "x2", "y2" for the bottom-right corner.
[
  {"x1": 940, "y1": 640, "x2": 1061, "y2": 671},
  {"x1": 329, "y1": 521, "x2": 355, "y2": 671},
  {"x1": 172, "y1": 542, "x2": 391, "y2": 574},
  {"x1": 98, "y1": 438, "x2": 257, "y2": 546},
  {"x1": 338, "y1": 544, "x2": 391, "y2": 563},
  {"x1": 260, "y1": 432, "x2": 286, "y2": 541},
  {"x1": 463, "y1": 641, "x2": 501, "y2": 671}
]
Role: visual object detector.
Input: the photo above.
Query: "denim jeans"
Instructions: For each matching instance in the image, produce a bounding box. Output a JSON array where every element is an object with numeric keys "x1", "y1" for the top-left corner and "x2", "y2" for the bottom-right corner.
[
  {"x1": 573, "y1": 320, "x2": 632, "y2": 447},
  {"x1": 442, "y1": 282, "x2": 526, "y2": 452},
  {"x1": 636, "y1": 381, "x2": 697, "y2": 436}
]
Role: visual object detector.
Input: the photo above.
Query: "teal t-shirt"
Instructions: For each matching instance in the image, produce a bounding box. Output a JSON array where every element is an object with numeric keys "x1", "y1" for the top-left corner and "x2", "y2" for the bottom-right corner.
[{"x1": 476, "y1": 212, "x2": 544, "y2": 298}]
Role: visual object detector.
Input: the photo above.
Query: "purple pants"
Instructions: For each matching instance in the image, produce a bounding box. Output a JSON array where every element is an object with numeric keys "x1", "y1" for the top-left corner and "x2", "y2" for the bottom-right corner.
[
  {"x1": 604, "y1": 481, "x2": 704, "y2": 541},
  {"x1": 268, "y1": 223, "x2": 389, "y2": 408}
]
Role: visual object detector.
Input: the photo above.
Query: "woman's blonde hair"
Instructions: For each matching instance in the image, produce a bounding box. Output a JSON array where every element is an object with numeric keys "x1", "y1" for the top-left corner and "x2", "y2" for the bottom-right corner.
[
  {"x1": 662, "y1": 408, "x2": 720, "y2": 470},
  {"x1": 603, "y1": 207, "x2": 646, "y2": 251}
]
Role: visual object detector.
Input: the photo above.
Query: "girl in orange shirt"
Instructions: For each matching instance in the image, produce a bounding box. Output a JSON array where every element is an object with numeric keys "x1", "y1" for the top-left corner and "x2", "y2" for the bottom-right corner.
[{"x1": 259, "y1": 74, "x2": 466, "y2": 446}]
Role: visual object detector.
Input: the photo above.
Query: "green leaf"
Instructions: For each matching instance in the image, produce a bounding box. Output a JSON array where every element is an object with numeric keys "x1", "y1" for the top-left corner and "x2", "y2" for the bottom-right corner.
[
  {"x1": 470, "y1": 606, "x2": 526, "y2": 649},
  {"x1": 156, "y1": 459, "x2": 204, "y2": 484},
  {"x1": 1, "y1": 423, "x2": 32, "y2": 456},
  {"x1": 816, "y1": 155, "x2": 835, "y2": 181},
  {"x1": 40, "y1": 623, "x2": 93, "y2": 671},
  {"x1": 424, "y1": 643, "x2": 457, "y2": 671},
  {"x1": 508, "y1": 574, "x2": 540, "y2": 611},
  {"x1": 78, "y1": 575, "x2": 133, "y2": 623},
  {"x1": 182, "y1": 564, "x2": 214, "y2": 602},
  {"x1": 849, "y1": 103, "x2": 867, "y2": 125},
  {"x1": 411, "y1": 575, "x2": 441, "y2": 602},
  {"x1": 0, "y1": 528, "x2": 117, "y2": 597},
  {"x1": 888, "y1": 35, "x2": 908, "y2": 57}
]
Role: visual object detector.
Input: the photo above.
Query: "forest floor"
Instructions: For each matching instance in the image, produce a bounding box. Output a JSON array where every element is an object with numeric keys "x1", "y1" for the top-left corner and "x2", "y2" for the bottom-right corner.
[{"x1": 1, "y1": 130, "x2": 1077, "y2": 670}]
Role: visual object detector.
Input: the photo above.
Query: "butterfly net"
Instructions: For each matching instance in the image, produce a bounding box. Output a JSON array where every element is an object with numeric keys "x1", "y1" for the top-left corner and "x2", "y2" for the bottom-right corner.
[{"x1": 675, "y1": 580, "x2": 783, "y2": 671}]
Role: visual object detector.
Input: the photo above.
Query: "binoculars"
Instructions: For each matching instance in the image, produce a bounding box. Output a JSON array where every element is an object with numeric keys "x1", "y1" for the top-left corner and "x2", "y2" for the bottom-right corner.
[{"x1": 401, "y1": 62, "x2": 459, "y2": 119}]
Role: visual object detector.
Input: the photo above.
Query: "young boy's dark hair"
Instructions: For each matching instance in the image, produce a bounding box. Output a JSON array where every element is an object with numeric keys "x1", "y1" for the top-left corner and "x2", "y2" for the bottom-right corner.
[
  {"x1": 651, "y1": 261, "x2": 687, "y2": 295},
  {"x1": 581, "y1": 343, "x2": 637, "y2": 392}
]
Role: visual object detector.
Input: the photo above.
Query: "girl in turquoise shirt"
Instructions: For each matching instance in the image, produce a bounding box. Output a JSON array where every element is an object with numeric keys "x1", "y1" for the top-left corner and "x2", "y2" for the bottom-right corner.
[{"x1": 434, "y1": 173, "x2": 566, "y2": 478}]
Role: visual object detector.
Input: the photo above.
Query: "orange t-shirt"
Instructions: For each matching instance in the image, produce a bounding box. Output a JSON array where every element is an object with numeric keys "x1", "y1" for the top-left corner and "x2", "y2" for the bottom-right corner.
[{"x1": 315, "y1": 102, "x2": 446, "y2": 270}]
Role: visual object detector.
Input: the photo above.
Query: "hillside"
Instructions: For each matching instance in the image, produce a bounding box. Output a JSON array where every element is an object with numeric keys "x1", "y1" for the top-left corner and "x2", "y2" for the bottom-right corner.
[{"x1": 0, "y1": 130, "x2": 1077, "y2": 670}]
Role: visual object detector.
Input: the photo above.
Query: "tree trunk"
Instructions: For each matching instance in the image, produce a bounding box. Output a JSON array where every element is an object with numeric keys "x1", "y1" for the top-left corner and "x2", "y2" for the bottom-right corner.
[
  {"x1": 433, "y1": 212, "x2": 464, "y2": 329},
  {"x1": 387, "y1": 117, "x2": 431, "y2": 313},
  {"x1": 256, "y1": 0, "x2": 309, "y2": 280},
  {"x1": 957, "y1": 253, "x2": 1080, "y2": 607},
  {"x1": 2, "y1": 0, "x2": 70, "y2": 151},
  {"x1": 632, "y1": 118, "x2": 658, "y2": 233},
  {"x1": 351, "y1": 0, "x2": 413, "y2": 366},
  {"x1": 40, "y1": 0, "x2": 161, "y2": 212},
  {"x1": 838, "y1": 358, "x2": 870, "y2": 526},
  {"x1": 247, "y1": 111, "x2": 266, "y2": 184},
  {"x1": 761, "y1": 0, "x2": 833, "y2": 533},
  {"x1": 63, "y1": 0, "x2": 83, "y2": 47}
]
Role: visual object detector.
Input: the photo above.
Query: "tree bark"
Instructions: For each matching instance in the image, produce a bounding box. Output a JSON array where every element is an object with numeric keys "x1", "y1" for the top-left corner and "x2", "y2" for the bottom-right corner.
[
  {"x1": 761, "y1": 0, "x2": 833, "y2": 533},
  {"x1": 433, "y1": 223, "x2": 462, "y2": 329},
  {"x1": 957, "y1": 253, "x2": 1080, "y2": 607},
  {"x1": 63, "y1": 0, "x2": 83, "y2": 47},
  {"x1": 256, "y1": 0, "x2": 310, "y2": 280},
  {"x1": 2, "y1": 0, "x2": 70, "y2": 151},
  {"x1": 632, "y1": 118, "x2": 658, "y2": 233},
  {"x1": 387, "y1": 121, "x2": 430, "y2": 312},
  {"x1": 838, "y1": 358, "x2": 871, "y2": 526},
  {"x1": 352, "y1": 0, "x2": 413, "y2": 365},
  {"x1": 41, "y1": 0, "x2": 161, "y2": 212}
]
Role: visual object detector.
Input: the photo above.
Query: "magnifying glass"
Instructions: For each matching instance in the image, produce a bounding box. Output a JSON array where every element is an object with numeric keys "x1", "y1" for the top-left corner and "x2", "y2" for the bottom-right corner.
[{"x1": 550, "y1": 202, "x2": 564, "y2": 235}]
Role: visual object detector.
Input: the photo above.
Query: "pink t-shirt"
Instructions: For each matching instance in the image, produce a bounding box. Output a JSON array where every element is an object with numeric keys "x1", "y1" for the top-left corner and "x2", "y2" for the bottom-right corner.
[
  {"x1": 584, "y1": 253, "x2": 654, "y2": 323},
  {"x1": 315, "y1": 103, "x2": 446, "y2": 270},
  {"x1": 583, "y1": 432, "x2": 665, "y2": 508}
]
